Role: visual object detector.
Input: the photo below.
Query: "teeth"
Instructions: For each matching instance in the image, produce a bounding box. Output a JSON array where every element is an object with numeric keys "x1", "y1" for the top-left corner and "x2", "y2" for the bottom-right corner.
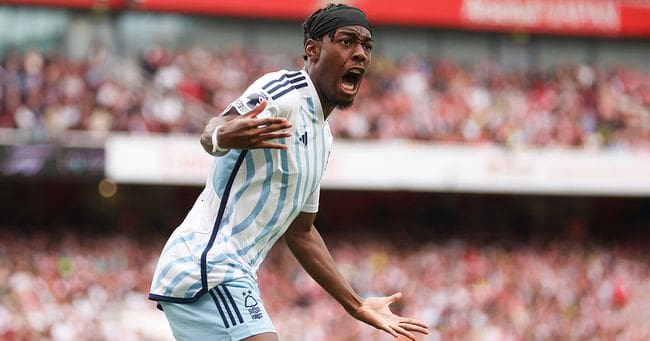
[
  {"x1": 342, "y1": 83, "x2": 354, "y2": 91},
  {"x1": 349, "y1": 69, "x2": 362, "y2": 75}
]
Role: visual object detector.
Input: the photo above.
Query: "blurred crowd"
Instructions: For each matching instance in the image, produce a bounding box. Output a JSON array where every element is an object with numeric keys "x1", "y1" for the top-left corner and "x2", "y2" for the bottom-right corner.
[
  {"x1": 1, "y1": 47, "x2": 649, "y2": 149},
  {"x1": 264, "y1": 235, "x2": 650, "y2": 341},
  {"x1": 0, "y1": 227, "x2": 159, "y2": 340},
  {"x1": 1, "y1": 226, "x2": 649, "y2": 340}
]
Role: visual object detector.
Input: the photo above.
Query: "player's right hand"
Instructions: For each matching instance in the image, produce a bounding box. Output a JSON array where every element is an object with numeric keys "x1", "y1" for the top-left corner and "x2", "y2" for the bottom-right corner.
[{"x1": 201, "y1": 100, "x2": 292, "y2": 154}]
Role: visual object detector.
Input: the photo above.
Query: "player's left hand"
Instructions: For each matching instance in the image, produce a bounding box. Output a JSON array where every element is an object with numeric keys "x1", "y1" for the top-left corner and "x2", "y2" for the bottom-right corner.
[{"x1": 352, "y1": 292, "x2": 429, "y2": 340}]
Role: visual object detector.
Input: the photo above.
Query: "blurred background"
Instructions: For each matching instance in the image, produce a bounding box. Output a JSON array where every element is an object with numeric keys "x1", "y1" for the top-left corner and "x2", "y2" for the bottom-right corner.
[{"x1": 1, "y1": 0, "x2": 650, "y2": 340}]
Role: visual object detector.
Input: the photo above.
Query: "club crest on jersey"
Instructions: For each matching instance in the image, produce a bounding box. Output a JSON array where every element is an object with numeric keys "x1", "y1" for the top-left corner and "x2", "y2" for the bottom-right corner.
[{"x1": 243, "y1": 290, "x2": 263, "y2": 320}]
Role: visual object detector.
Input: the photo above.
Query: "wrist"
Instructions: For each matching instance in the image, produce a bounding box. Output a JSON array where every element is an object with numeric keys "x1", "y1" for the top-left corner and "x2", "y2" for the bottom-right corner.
[
  {"x1": 211, "y1": 125, "x2": 229, "y2": 154},
  {"x1": 343, "y1": 295, "x2": 364, "y2": 317}
]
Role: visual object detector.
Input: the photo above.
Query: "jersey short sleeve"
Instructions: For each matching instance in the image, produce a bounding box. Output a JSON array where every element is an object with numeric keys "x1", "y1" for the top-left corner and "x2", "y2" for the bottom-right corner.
[
  {"x1": 220, "y1": 76, "x2": 281, "y2": 119},
  {"x1": 211, "y1": 74, "x2": 282, "y2": 156}
]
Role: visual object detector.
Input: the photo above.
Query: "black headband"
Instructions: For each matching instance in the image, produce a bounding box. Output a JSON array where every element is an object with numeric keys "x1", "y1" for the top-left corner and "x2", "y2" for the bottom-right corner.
[{"x1": 305, "y1": 5, "x2": 372, "y2": 45}]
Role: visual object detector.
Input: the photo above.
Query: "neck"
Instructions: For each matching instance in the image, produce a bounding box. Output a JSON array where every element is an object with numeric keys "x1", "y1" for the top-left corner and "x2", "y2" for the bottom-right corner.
[
  {"x1": 303, "y1": 66, "x2": 335, "y2": 119},
  {"x1": 321, "y1": 102, "x2": 335, "y2": 120}
]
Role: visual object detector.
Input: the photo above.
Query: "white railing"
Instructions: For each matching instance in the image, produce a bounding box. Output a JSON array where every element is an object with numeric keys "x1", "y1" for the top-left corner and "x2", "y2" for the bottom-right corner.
[{"x1": 104, "y1": 133, "x2": 650, "y2": 196}]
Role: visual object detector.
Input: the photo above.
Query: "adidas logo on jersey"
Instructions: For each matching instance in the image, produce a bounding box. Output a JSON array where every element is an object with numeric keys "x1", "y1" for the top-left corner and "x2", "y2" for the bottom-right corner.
[{"x1": 298, "y1": 132, "x2": 308, "y2": 146}]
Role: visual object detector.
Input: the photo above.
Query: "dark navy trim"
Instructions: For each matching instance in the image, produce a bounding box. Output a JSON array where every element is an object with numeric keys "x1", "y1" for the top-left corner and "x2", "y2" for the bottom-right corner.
[
  {"x1": 201, "y1": 150, "x2": 248, "y2": 290},
  {"x1": 222, "y1": 286, "x2": 244, "y2": 324},
  {"x1": 149, "y1": 293, "x2": 202, "y2": 303},
  {"x1": 149, "y1": 150, "x2": 248, "y2": 304},
  {"x1": 215, "y1": 286, "x2": 237, "y2": 326},
  {"x1": 266, "y1": 76, "x2": 306, "y2": 94},
  {"x1": 261, "y1": 71, "x2": 302, "y2": 90},
  {"x1": 271, "y1": 82, "x2": 308, "y2": 100},
  {"x1": 209, "y1": 289, "x2": 230, "y2": 328}
]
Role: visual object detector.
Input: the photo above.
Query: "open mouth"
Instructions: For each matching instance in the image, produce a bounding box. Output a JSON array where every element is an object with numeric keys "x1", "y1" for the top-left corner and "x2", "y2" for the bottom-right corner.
[{"x1": 341, "y1": 68, "x2": 363, "y2": 93}]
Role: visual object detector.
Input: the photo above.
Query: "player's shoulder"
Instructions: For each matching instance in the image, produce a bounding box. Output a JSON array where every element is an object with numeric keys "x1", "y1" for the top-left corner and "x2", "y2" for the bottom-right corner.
[
  {"x1": 229, "y1": 69, "x2": 309, "y2": 117},
  {"x1": 252, "y1": 69, "x2": 309, "y2": 103}
]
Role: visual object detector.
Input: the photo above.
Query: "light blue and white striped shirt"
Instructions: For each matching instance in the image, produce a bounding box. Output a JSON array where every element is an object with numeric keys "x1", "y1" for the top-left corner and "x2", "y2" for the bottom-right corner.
[{"x1": 149, "y1": 69, "x2": 332, "y2": 302}]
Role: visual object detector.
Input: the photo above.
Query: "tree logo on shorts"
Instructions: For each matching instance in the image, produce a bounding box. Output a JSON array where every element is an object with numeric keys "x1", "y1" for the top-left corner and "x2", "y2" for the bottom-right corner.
[{"x1": 243, "y1": 290, "x2": 263, "y2": 320}]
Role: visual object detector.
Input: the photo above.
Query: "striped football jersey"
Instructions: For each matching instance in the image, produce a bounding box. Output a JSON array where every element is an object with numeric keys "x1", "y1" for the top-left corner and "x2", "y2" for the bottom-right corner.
[{"x1": 149, "y1": 69, "x2": 332, "y2": 303}]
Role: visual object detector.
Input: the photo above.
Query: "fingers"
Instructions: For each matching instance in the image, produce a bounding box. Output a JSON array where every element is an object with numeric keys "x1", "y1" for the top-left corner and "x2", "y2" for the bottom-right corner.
[
  {"x1": 399, "y1": 318, "x2": 429, "y2": 329},
  {"x1": 390, "y1": 318, "x2": 430, "y2": 340},
  {"x1": 256, "y1": 120, "x2": 292, "y2": 134},
  {"x1": 258, "y1": 132, "x2": 292, "y2": 140},
  {"x1": 220, "y1": 99, "x2": 293, "y2": 150},
  {"x1": 380, "y1": 320, "x2": 429, "y2": 341},
  {"x1": 253, "y1": 141, "x2": 289, "y2": 150},
  {"x1": 398, "y1": 321, "x2": 429, "y2": 335},
  {"x1": 377, "y1": 325, "x2": 399, "y2": 339},
  {"x1": 251, "y1": 116, "x2": 290, "y2": 126},
  {"x1": 390, "y1": 324, "x2": 416, "y2": 341},
  {"x1": 250, "y1": 120, "x2": 292, "y2": 145},
  {"x1": 245, "y1": 100, "x2": 268, "y2": 118}
]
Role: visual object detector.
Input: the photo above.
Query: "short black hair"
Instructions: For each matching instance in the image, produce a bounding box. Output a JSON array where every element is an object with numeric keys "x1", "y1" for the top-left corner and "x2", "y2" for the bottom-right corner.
[{"x1": 302, "y1": 3, "x2": 346, "y2": 61}]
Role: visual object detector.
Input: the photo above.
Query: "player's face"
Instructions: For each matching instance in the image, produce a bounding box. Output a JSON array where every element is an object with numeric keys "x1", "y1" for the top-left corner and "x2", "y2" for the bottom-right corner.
[{"x1": 309, "y1": 25, "x2": 373, "y2": 110}]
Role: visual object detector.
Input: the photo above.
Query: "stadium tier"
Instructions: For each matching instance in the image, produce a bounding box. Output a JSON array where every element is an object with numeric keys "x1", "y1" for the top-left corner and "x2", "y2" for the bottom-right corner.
[
  {"x1": 1, "y1": 186, "x2": 650, "y2": 340},
  {"x1": 2, "y1": 48, "x2": 649, "y2": 147},
  {"x1": 1, "y1": 46, "x2": 649, "y2": 194}
]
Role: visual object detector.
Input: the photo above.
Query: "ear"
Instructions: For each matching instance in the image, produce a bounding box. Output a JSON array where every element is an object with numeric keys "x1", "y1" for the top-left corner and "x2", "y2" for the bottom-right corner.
[{"x1": 304, "y1": 39, "x2": 321, "y2": 63}]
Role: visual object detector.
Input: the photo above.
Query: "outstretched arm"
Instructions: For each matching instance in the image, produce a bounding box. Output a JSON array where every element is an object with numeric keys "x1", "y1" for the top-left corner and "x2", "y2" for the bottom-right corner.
[
  {"x1": 283, "y1": 212, "x2": 429, "y2": 340},
  {"x1": 200, "y1": 100, "x2": 293, "y2": 155}
]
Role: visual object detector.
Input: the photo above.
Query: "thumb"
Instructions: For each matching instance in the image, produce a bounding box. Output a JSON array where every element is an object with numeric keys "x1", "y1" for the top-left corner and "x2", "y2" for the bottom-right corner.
[
  {"x1": 245, "y1": 99, "x2": 268, "y2": 118},
  {"x1": 389, "y1": 292, "x2": 403, "y2": 303}
]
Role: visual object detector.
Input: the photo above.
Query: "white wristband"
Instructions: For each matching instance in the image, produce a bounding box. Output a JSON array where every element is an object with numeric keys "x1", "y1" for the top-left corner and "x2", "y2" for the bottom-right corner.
[{"x1": 211, "y1": 126, "x2": 229, "y2": 154}]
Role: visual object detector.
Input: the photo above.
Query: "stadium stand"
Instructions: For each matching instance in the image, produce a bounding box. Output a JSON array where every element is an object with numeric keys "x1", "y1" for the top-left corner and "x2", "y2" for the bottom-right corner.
[
  {"x1": 1, "y1": 48, "x2": 649, "y2": 149},
  {"x1": 1, "y1": 188, "x2": 650, "y2": 340}
]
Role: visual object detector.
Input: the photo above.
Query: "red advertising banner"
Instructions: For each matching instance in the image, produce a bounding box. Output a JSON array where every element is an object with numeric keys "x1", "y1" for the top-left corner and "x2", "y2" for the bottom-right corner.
[
  {"x1": 128, "y1": 0, "x2": 322, "y2": 20},
  {"x1": 1, "y1": 0, "x2": 126, "y2": 9},
  {"x1": 130, "y1": 0, "x2": 650, "y2": 37},
  {"x1": 4, "y1": 0, "x2": 650, "y2": 37},
  {"x1": 455, "y1": 0, "x2": 648, "y2": 37},
  {"x1": 356, "y1": 0, "x2": 650, "y2": 37}
]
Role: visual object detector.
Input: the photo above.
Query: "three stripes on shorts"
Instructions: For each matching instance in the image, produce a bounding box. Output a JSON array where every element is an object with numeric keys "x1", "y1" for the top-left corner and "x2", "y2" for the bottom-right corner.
[{"x1": 208, "y1": 286, "x2": 243, "y2": 329}]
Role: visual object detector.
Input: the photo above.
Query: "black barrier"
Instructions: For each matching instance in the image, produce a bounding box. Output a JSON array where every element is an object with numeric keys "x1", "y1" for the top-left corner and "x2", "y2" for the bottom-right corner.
[{"x1": 0, "y1": 144, "x2": 104, "y2": 178}]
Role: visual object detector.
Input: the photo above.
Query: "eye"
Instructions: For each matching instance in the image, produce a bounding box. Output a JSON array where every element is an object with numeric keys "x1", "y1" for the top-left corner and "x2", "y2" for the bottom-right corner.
[
  {"x1": 363, "y1": 43, "x2": 373, "y2": 52},
  {"x1": 341, "y1": 39, "x2": 353, "y2": 46}
]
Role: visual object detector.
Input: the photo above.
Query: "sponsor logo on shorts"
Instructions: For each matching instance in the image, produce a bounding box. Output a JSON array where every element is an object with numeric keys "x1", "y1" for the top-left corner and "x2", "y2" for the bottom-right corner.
[{"x1": 243, "y1": 290, "x2": 263, "y2": 320}]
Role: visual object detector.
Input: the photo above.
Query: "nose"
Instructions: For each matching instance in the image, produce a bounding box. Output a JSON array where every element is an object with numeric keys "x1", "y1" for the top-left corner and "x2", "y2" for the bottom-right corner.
[{"x1": 352, "y1": 42, "x2": 369, "y2": 63}]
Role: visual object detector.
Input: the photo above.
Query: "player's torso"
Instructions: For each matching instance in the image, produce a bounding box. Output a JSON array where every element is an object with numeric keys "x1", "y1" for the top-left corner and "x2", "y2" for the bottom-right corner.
[
  {"x1": 206, "y1": 73, "x2": 331, "y2": 271},
  {"x1": 216, "y1": 99, "x2": 330, "y2": 226},
  {"x1": 280, "y1": 94, "x2": 332, "y2": 200},
  {"x1": 149, "y1": 71, "x2": 333, "y2": 299}
]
